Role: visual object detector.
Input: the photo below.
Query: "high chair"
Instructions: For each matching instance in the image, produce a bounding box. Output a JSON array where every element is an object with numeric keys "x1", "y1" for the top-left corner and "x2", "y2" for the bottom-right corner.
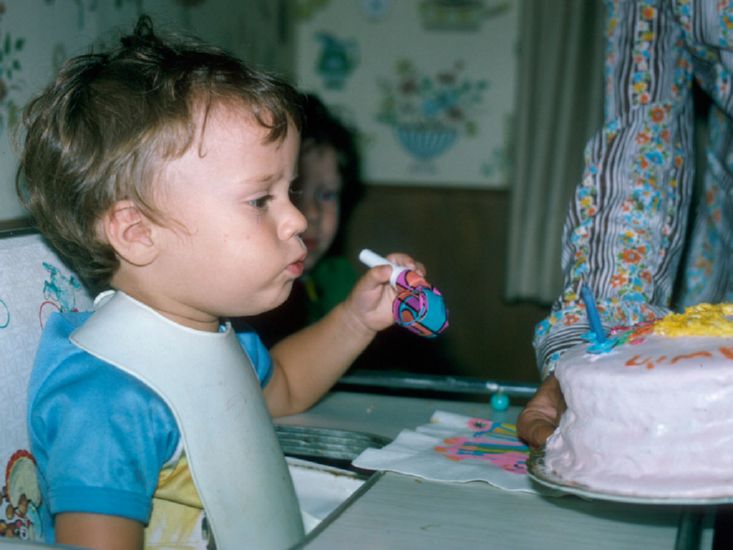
[{"x1": 0, "y1": 229, "x2": 93, "y2": 544}]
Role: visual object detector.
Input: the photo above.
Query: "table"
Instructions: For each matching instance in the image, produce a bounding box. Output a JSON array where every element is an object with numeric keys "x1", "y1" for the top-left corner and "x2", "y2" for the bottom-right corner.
[{"x1": 278, "y1": 391, "x2": 716, "y2": 550}]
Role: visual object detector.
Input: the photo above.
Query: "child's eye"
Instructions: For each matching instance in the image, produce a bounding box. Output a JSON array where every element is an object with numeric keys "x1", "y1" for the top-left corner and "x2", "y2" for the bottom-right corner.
[
  {"x1": 317, "y1": 189, "x2": 340, "y2": 203},
  {"x1": 247, "y1": 194, "x2": 273, "y2": 210}
]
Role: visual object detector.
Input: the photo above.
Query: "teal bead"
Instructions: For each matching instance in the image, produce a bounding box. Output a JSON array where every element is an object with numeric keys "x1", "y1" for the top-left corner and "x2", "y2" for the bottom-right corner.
[{"x1": 491, "y1": 392, "x2": 509, "y2": 411}]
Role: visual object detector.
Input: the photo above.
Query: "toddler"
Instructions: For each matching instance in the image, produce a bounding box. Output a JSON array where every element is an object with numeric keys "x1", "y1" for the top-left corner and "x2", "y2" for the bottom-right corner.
[{"x1": 18, "y1": 16, "x2": 422, "y2": 550}]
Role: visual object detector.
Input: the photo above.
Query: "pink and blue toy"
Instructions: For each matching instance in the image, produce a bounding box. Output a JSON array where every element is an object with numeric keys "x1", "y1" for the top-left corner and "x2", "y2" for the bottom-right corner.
[{"x1": 359, "y1": 249, "x2": 448, "y2": 338}]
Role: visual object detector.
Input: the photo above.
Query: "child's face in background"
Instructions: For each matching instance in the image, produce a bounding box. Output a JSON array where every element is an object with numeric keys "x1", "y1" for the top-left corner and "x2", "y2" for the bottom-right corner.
[
  {"x1": 148, "y1": 104, "x2": 307, "y2": 328},
  {"x1": 296, "y1": 143, "x2": 342, "y2": 272}
]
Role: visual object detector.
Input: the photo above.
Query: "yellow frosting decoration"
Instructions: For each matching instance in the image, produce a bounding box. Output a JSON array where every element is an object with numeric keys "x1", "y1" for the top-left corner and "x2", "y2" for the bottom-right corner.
[{"x1": 654, "y1": 303, "x2": 733, "y2": 337}]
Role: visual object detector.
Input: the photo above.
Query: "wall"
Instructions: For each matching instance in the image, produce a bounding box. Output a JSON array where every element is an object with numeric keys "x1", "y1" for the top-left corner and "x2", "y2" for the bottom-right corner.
[{"x1": 293, "y1": 0, "x2": 517, "y2": 189}]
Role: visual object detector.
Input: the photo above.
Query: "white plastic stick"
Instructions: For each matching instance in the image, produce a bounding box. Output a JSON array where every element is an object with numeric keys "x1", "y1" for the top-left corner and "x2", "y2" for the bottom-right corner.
[
  {"x1": 358, "y1": 249, "x2": 392, "y2": 268},
  {"x1": 359, "y1": 249, "x2": 406, "y2": 287}
]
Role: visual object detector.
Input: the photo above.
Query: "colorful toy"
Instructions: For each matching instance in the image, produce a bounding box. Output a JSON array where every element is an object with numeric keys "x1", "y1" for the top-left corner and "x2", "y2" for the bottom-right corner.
[{"x1": 359, "y1": 249, "x2": 448, "y2": 337}]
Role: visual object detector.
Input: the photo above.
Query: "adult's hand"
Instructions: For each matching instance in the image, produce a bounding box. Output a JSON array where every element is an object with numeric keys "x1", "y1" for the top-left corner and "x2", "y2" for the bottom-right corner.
[{"x1": 517, "y1": 374, "x2": 566, "y2": 449}]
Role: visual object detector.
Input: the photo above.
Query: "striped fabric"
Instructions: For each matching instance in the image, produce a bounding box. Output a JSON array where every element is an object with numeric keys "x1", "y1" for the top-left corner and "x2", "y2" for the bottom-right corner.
[{"x1": 535, "y1": 0, "x2": 733, "y2": 377}]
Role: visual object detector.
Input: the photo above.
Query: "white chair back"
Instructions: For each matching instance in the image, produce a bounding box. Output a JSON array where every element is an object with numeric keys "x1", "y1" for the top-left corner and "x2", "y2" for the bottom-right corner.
[{"x1": 0, "y1": 230, "x2": 93, "y2": 542}]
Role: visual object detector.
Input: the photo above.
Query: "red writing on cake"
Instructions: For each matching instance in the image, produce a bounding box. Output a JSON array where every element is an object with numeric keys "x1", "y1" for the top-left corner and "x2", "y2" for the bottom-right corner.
[{"x1": 625, "y1": 348, "x2": 733, "y2": 369}]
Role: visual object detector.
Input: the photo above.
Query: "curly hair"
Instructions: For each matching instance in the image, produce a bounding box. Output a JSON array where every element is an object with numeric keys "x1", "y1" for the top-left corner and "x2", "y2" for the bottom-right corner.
[{"x1": 16, "y1": 15, "x2": 301, "y2": 292}]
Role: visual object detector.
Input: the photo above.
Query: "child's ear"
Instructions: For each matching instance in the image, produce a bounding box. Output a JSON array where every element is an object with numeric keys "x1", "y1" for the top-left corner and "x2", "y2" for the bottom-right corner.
[{"x1": 101, "y1": 200, "x2": 159, "y2": 266}]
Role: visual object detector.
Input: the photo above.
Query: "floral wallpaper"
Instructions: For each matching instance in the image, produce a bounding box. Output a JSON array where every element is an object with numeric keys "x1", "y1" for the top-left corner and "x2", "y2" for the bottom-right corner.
[
  {"x1": 294, "y1": 0, "x2": 518, "y2": 188},
  {"x1": 0, "y1": 0, "x2": 289, "y2": 223},
  {"x1": 375, "y1": 59, "x2": 487, "y2": 163},
  {"x1": 0, "y1": 5, "x2": 24, "y2": 135}
]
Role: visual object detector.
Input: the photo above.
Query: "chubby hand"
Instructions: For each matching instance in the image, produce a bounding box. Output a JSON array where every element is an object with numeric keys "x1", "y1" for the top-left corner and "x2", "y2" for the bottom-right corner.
[
  {"x1": 343, "y1": 253, "x2": 426, "y2": 333},
  {"x1": 517, "y1": 374, "x2": 566, "y2": 449}
]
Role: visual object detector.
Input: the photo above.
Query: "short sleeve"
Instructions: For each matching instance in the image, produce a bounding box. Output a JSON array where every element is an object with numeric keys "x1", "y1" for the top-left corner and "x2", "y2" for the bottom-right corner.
[
  {"x1": 28, "y1": 313, "x2": 179, "y2": 524},
  {"x1": 236, "y1": 326, "x2": 273, "y2": 387}
]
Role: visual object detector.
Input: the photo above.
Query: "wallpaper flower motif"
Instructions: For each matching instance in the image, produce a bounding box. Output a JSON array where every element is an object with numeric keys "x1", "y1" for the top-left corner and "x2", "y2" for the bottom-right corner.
[
  {"x1": 377, "y1": 59, "x2": 488, "y2": 135},
  {"x1": 376, "y1": 59, "x2": 488, "y2": 161},
  {"x1": 0, "y1": 4, "x2": 25, "y2": 134}
]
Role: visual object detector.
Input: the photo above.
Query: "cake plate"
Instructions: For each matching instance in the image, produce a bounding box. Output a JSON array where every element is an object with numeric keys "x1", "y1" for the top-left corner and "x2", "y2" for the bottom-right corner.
[{"x1": 527, "y1": 448, "x2": 733, "y2": 506}]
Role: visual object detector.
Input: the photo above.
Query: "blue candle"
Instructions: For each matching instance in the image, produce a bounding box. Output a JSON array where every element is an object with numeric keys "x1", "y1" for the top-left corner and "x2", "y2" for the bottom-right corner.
[{"x1": 580, "y1": 283, "x2": 606, "y2": 343}]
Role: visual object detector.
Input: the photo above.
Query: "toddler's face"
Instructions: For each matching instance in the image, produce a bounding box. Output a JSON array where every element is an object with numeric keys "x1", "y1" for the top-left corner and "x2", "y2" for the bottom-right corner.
[
  {"x1": 295, "y1": 144, "x2": 342, "y2": 272},
  {"x1": 150, "y1": 104, "x2": 307, "y2": 328}
]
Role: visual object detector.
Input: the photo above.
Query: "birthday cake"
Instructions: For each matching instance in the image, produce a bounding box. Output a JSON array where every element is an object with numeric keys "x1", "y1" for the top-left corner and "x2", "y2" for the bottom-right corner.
[{"x1": 543, "y1": 303, "x2": 733, "y2": 499}]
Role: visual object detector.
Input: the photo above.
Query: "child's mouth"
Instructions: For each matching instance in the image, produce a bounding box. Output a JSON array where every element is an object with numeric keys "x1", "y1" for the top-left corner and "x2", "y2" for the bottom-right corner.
[{"x1": 287, "y1": 259, "x2": 305, "y2": 277}]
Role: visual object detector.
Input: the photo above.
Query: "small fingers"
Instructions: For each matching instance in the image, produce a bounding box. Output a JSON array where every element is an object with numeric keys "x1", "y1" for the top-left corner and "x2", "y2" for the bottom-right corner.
[
  {"x1": 385, "y1": 253, "x2": 426, "y2": 276},
  {"x1": 367, "y1": 263, "x2": 395, "y2": 284}
]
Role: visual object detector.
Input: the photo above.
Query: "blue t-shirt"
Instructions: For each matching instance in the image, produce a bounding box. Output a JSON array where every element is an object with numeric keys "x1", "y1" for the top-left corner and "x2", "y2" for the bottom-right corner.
[{"x1": 27, "y1": 311, "x2": 272, "y2": 543}]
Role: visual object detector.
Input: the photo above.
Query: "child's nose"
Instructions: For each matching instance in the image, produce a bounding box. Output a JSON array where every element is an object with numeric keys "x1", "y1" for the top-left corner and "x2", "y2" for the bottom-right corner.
[{"x1": 281, "y1": 199, "x2": 308, "y2": 240}]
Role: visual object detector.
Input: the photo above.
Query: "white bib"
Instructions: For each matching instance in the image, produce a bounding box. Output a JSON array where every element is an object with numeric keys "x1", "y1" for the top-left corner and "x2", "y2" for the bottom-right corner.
[{"x1": 70, "y1": 291, "x2": 304, "y2": 549}]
